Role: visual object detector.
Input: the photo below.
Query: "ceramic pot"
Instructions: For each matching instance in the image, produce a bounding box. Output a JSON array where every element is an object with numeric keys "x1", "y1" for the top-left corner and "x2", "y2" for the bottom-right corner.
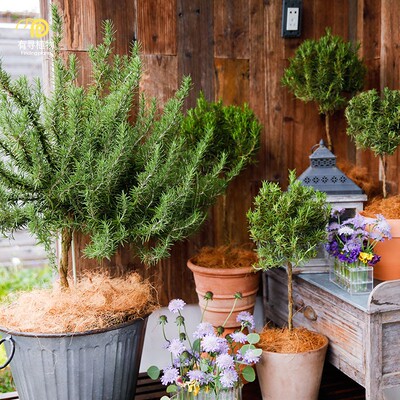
[
  {"x1": 0, "y1": 317, "x2": 148, "y2": 400},
  {"x1": 187, "y1": 259, "x2": 260, "y2": 328},
  {"x1": 373, "y1": 218, "x2": 400, "y2": 281},
  {"x1": 256, "y1": 335, "x2": 328, "y2": 400}
]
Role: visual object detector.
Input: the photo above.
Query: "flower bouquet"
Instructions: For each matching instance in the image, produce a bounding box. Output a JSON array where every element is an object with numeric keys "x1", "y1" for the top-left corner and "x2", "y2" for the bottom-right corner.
[
  {"x1": 147, "y1": 293, "x2": 261, "y2": 400},
  {"x1": 326, "y1": 208, "x2": 391, "y2": 294}
]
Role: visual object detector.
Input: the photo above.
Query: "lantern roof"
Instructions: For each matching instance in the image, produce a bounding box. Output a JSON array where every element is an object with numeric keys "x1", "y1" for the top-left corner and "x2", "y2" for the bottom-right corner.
[{"x1": 297, "y1": 140, "x2": 364, "y2": 195}]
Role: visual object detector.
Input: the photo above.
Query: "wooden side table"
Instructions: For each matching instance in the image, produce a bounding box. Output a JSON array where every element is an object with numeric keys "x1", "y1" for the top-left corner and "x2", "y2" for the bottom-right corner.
[{"x1": 263, "y1": 269, "x2": 400, "y2": 400}]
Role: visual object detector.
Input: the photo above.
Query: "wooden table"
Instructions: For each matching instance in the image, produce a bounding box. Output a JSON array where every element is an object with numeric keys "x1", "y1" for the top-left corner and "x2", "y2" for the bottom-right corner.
[{"x1": 263, "y1": 269, "x2": 400, "y2": 400}]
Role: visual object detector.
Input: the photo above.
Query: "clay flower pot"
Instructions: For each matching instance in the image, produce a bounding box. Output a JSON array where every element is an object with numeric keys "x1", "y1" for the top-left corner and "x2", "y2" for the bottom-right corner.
[
  {"x1": 187, "y1": 258, "x2": 260, "y2": 328},
  {"x1": 373, "y1": 218, "x2": 400, "y2": 281},
  {"x1": 256, "y1": 333, "x2": 328, "y2": 400}
]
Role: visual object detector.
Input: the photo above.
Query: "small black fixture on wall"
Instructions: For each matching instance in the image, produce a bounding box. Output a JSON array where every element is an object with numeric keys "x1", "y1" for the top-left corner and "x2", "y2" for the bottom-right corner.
[{"x1": 281, "y1": 0, "x2": 302, "y2": 38}]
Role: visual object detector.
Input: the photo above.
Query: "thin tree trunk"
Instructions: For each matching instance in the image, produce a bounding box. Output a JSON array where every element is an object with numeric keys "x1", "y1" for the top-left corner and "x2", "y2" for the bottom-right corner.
[
  {"x1": 59, "y1": 227, "x2": 72, "y2": 289},
  {"x1": 325, "y1": 113, "x2": 332, "y2": 150},
  {"x1": 287, "y1": 262, "x2": 293, "y2": 331},
  {"x1": 380, "y1": 154, "x2": 388, "y2": 198}
]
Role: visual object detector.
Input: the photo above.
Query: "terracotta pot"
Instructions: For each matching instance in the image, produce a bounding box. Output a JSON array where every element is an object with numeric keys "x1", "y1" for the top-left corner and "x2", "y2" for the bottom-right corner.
[
  {"x1": 187, "y1": 259, "x2": 260, "y2": 328},
  {"x1": 374, "y1": 218, "x2": 400, "y2": 281},
  {"x1": 256, "y1": 335, "x2": 328, "y2": 400}
]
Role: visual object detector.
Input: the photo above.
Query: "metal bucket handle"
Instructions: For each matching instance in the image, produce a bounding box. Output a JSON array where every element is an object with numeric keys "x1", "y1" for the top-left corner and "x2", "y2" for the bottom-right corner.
[{"x1": 0, "y1": 336, "x2": 15, "y2": 369}]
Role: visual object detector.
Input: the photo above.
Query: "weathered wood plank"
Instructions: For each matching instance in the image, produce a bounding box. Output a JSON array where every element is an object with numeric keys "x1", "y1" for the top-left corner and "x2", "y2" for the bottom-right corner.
[
  {"x1": 141, "y1": 55, "x2": 179, "y2": 107},
  {"x1": 368, "y1": 280, "x2": 400, "y2": 313},
  {"x1": 53, "y1": 0, "x2": 136, "y2": 53},
  {"x1": 213, "y1": 0, "x2": 249, "y2": 59},
  {"x1": 137, "y1": 0, "x2": 177, "y2": 55},
  {"x1": 177, "y1": 0, "x2": 214, "y2": 109}
]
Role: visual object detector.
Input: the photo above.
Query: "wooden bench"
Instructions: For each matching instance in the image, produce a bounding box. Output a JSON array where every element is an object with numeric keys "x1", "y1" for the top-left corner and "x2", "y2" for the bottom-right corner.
[{"x1": 264, "y1": 268, "x2": 400, "y2": 399}]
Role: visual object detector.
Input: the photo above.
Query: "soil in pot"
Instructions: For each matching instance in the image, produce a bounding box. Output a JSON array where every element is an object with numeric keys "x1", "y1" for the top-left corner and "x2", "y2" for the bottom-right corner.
[
  {"x1": 256, "y1": 327, "x2": 328, "y2": 400},
  {"x1": 362, "y1": 196, "x2": 400, "y2": 281},
  {"x1": 188, "y1": 246, "x2": 260, "y2": 328}
]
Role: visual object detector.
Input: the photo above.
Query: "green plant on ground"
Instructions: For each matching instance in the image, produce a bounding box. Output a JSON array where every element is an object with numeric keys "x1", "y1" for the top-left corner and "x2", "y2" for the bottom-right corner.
[
  {"x1": 345, "y1": 87, "x2": 400, "y2": 198},
  {"x1": 247, "y1": 171, "x2": 330, "y2": 331},
  {"x1": 282, "y1": 28, "x2": 366, "y2": 150},
  {"x1": 0, "y1": 266, "x2": 53, "y2": 301},
  {"x1": 0, "y1": 6, "x2": 260, "y2": 290},
  {"x1": 0, "y1": 365, "x2": 14, "y2": 393}
]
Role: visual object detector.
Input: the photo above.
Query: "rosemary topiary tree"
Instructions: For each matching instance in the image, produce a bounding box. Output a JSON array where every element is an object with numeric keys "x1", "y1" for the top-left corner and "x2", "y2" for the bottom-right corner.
[
  {"x1": 282, "y1": 28, "x2": 366, "y2": 150},
  {"x1": 181, "y1": 92, "x2": 261, "y2": 171},
  {"x1": 247, "y1": 171, "x2": 330, "y2": 331},
  {"x1": 0, "y1": 6, "x2": 258, "y2": 289},
  {"x1": 345, "y1": 87, "x2": 400, "y2": 198}
]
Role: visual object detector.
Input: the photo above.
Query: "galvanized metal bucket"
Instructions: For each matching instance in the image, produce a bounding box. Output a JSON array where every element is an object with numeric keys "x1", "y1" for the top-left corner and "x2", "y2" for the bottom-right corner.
[{"x1": 0, "y1": 316, "x2": 148, "y2": 400}]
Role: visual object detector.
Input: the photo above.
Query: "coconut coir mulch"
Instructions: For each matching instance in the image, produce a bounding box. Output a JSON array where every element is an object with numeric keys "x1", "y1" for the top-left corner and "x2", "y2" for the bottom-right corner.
[
  {"x1": 363, "y1": 195, "x2": 400, "y2": 219},
  {"x1": 0, "y1": 272, "x2": 158, "y2": 334},
  {"x1": 191, "y1": 245, "x2": 258, "y2": 269},
  {"x1": 258, "y1": 327, "x2": 327, "y2": 353}
]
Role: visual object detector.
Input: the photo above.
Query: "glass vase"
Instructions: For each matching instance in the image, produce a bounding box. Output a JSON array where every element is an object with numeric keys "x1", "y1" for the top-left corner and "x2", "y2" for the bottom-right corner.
[
  {"x1": 172, "y1": 385, "x2": 242, "y2": 400},
  {"x1": 330, "y1": 259, "x2": 373, "y2": 295}
]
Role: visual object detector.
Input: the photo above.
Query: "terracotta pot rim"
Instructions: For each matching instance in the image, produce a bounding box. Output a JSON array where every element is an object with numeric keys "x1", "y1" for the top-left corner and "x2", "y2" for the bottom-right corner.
[
  {"x1": 258, "y1": 334, "x2": 329, "y2": 356},
  {"x1": 187, "y1": 258, "x2": 259, "y2": 274}
]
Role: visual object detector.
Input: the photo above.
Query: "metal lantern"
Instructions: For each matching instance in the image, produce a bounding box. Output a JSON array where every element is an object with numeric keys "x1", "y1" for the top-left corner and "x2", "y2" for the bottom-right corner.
[{"x1": 297, "y1": 139, "x2": 367, "y2": 272}]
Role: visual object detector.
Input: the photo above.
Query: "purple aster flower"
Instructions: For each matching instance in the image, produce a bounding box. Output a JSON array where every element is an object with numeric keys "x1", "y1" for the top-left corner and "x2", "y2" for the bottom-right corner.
[
  {"x1": 216, "y1": 353, "x2": 234, "y2": 370},
  {"x1": 375, "y1": 214, "x2": 392, "y2": 239},
  {"x1": 331, "y1": 207, "x2": 345, "y2": 217},
  {"x1": 187, "y1": 370, "x2": 207, "y2": 384},
  {"x1": 338, "y1": 226, "x2": 355, "y2": 236},
  {"x1": 219, "y1": 368, "x2": 239, "y2": 388},
  {"x1": 193, "y1": 322, "x2": 215, "y2": 339},
  {"x1": 243, "y1": 348, "x2": 261, "y2": 364},
  {"x1": 327, "y1": 222, "x2": 340, "y2": 232},
  {"x1": 237, "y1": 311, "x2": 255, "y2": 330},
  {"x1": 161, "y1": 366, "x2": 179, "y2": 385},
  {"x1": 343, "y1": 239, "x2": 362, "y2": 253},
  {"x1": 168, "y1": 299, "x2": 186, "y2": 313},
  {"x1": 167, "y1": 338, "x2": 186, "y2": 358},
  {"x1": 201, "y1": 335, "x2": 228, "y2": 353},
  {"x1": 230, "y1": 331, "x2": 248, "y2": 344},
  {"x1": 345, "y1": 214, "x2": 366, "y2": 230}
]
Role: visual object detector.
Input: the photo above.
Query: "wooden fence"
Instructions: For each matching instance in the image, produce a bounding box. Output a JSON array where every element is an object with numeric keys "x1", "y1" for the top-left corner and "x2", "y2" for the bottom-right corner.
[{"x1": 40, "y1": 0, "x2": 400, "y2": 304}]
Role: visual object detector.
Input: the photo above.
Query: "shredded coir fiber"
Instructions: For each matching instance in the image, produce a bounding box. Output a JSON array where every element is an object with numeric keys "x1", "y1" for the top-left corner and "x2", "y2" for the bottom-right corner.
[
  {"x1": 363, "y1": 195, "x2": 400, "y2": 219},
  {"x1": 191, "y1": 245, "x2": 258, "y2": 269},
  {"x1": 337, "y1": 160, "x2": 381, "y2": 199},
  {"x1": 258, "y1": 327, "x2": 327, "y2": 353},
  {"x1": 0, "y1": 272, "x2": 158, "y2": 334}
]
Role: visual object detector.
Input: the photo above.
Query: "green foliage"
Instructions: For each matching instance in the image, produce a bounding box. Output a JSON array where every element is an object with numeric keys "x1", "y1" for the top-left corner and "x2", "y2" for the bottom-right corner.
[
  {"x1": 147, "y1": 365, "x2": 160, "y2": 380},
  {"x1": 181, "y1": 92, "x2": 261, "y2": 171},
  {"x1": 0, "y1": 266, "x2": 53, "y2": 301},
  {"x1": 247, "y1": 171, "x2": 330, "y2": 269},
  {"x1": 0, "y1": 365, "x2": 14, "y2": 393},
  {"x1": 282, "y1": 28, "x2": 366, "y2": 115},
  {"x1": 0, "y1": 6, "x2": 259, "y2": 271},
  {"x1": 345, "y1": 87, "x2": 400, "y2": 157}
]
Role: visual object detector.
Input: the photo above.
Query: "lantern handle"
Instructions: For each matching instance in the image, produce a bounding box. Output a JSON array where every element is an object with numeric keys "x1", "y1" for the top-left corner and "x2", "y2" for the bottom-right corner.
[{"x1": 311, "y1": 139, "x2": 326, "y2": 154}]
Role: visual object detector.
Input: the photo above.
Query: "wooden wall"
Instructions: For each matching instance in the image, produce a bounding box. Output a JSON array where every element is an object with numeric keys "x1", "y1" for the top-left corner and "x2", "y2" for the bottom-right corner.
[{"x1": 43, "y1": 0, "x2": 400, "y2": 305}]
